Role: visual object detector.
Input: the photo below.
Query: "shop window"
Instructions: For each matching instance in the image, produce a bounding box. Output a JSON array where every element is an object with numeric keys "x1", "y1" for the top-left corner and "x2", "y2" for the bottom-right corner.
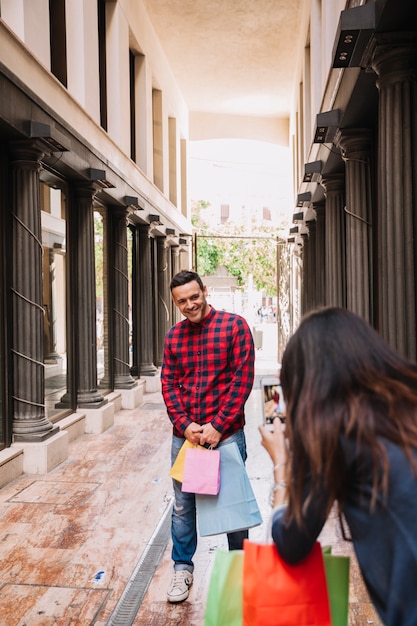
[
  {"x1": 94, "y1": 209, "x2": 110, "y2": 392},
  {"x1": 40, "y1": 182, "x2": 70, "y2": 421}
]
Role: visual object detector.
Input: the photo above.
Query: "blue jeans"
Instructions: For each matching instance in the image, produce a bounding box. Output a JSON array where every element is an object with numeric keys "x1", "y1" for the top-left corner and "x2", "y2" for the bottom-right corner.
[{"x1": 171, "y1": 430, "x2": 248, "y2": 573}]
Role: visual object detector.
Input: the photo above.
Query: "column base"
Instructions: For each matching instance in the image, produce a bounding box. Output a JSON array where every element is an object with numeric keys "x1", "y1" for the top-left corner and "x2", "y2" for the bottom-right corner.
[
  {"x1": 83, "y1": 402, "x2": 115, "y2": 435},
  {"x1": 12, "y1": 430, "x2": 69, "y2": 474},
  {"x1": 141, "y1": 370, "x2": 161, "y2": 393},
  {"x1": 0, "y1": 448, "x2": 24, "y2": 489},
  {"x1": 119, "y1": 381, "x2": 144, "y2": 409},
  {"x1": 58, "y1": 412, "x2": 87, "y2": 443},
  {"x1": 13, "y1": 425, "x2": 60, "y2": 443},
  {"x1": 140, "y1": 362, "x2": 158, "y2": 376}
]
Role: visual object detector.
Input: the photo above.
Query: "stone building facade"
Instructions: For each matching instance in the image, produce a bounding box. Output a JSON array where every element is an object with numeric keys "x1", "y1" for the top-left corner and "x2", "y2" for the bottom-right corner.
[
  {"x1": 0, "y1": 1, "x2": 191, "y2": 480},
  {"x1": 285, "y1": 0, "x2": 417, "y2": 364}
]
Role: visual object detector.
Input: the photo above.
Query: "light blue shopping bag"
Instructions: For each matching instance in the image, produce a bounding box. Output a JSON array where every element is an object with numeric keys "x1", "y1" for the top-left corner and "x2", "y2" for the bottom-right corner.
[{"x1": 196, "y1": 441, "x2": 262, "y2": 536}]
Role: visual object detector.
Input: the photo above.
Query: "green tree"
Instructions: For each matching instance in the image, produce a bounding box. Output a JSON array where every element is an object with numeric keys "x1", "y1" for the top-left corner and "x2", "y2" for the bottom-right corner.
[{"x1": 192, "y1": 200, "x2": 284, "y2": 296}]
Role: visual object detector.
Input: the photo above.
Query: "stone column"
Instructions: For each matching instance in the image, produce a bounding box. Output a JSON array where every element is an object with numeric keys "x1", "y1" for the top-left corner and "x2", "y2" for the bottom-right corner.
[
  {"x1": 337, "y1": 130, "x2": 374, "y2": 323},
  {"x1": 130, "y1": 225, "x2": 139, "y2": 377},
  {"x1": 314, "y1": 203, "x2": 326, "y2": 308},
  {"x1": 111, "y1": 209, "x2": 136, "y2": 389},
  {"x1": 155, "y1": 236, "x2": 170, "y2": 366},
  {"x1": 301, "y1": 220, "x2": 316, "y2": 315},
  {"x1": 72, "y1": 183, "x2": 106, "y2": 407},
  {"x1": 368, "y1": 33, "x2": 417, "y2": 358},
  {"x1": 170, "y1": 246, "x2": 180, "y2": 323},
  {"x1": 10, "y1": 141, "x2": 58, "y2": 441},
  {"x1": 138, "y1": 225, "x2": 157, "y2": 375},
  {"x1": 320, "y1": 174, "x2": 346, "y2": 308}
]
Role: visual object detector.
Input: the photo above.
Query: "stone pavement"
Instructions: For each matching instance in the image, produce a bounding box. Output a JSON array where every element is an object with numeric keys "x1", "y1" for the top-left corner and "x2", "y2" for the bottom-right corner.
[{"x1": 0, "y1": 323, "x2": 382, "y2": 625}]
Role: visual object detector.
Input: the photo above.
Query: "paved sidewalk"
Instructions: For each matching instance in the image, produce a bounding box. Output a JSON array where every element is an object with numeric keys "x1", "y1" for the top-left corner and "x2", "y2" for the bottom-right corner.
[{"x1": 0, "y1": 323, "x2": 382, "y2": 625}]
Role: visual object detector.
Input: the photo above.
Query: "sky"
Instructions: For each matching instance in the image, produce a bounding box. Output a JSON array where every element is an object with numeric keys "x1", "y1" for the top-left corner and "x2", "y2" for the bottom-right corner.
[{"x1": 187, "y1": 139, "x2": 294, "y2": 228}]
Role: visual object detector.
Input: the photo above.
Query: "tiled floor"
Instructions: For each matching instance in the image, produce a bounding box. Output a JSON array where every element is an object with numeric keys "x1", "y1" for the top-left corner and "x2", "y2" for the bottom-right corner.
[{"x1": 0, "y1": 324, "x2": 382, "y2": 625}]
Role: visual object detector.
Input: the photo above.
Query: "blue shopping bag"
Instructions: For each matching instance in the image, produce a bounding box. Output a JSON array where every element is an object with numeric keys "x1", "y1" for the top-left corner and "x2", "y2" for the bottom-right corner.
[{"x1": 196, "y1": 441, "x2": 262, "y2": 536}]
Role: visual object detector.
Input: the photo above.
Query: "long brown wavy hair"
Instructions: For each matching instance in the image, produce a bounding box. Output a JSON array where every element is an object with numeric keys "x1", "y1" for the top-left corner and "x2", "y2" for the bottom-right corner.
[{"x1": 279, "y1": 307, "x2": 417, "y2": 526}]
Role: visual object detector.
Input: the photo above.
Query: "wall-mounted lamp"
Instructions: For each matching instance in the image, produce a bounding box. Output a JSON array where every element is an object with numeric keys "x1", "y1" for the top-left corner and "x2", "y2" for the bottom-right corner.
[
  {"x1": 289, "y1": 226, "x2": 299, "y2": 234},
  {"x1": 303, "y1": 160, "x2": 322, "y2": 183},
  {"x1": 88, "y1": 168, "x2": 115, "y2": 188},
  {"x1": 287, "y1": 236, "x2": 303, "y2": 247},
  {"x1": 296, "y1": 192, "x2": 312, "y2": 207},
  {"x1": 124, "y1": 195, "x2": 144, "y2": 210},
  {"x1": 292, "y1": 211, "x2": 304, "y2": 222},
  {"x1": 149, "y1": 214, "x2": 163, "y2": 225},
  {"x1": 166, "y1": 228, "x2": 176, "y2": 236},
  {"x1": 26, "y1": 121, "x2": 68, "y2": 153},
  {"x1": 332, "y1": 3, "x2": 376, "y2": 69},
  {"x1": 313, "y1": 110, "x2": 341, "y2": 144},
  {"x1": 179, "y1": 238, "x2": 188, "y2": 245}
]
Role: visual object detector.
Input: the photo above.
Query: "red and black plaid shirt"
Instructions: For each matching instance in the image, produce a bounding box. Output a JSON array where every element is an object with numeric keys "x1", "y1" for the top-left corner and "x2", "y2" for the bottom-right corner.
[{"x1": 161, "y1": 306, "x2": 255, "y2": 439}]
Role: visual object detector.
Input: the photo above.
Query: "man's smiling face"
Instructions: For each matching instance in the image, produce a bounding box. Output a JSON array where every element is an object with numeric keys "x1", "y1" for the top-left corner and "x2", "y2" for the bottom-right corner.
[{"x1": 171, "y1": 280, "x2": 210, "y2": 324}]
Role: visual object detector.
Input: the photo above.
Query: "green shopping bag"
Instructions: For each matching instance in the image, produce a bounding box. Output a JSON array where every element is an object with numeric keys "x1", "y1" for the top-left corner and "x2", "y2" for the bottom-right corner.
[
  {"x1": 322, "y1": 546, "x2": 350, "y2": 626},
  {"x1": 204, "y1": 549, "x2": 243, "y2": 626}
]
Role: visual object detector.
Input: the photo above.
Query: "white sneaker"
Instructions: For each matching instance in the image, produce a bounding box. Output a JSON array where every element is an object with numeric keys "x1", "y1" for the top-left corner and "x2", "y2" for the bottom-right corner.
[{"x1": 167, "y1": 570, "x2": 193, "y2": 603}]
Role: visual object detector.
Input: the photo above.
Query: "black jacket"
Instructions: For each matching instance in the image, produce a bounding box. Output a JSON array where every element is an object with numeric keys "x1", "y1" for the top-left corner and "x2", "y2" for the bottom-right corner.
[{"x1": 271, "y1": 437, "x2": 417, "y2": 625}]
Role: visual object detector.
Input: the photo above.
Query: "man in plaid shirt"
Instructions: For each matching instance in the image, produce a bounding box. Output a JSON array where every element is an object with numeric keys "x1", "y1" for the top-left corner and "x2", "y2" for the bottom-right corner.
[{"x1": 162, "y1": 270, "x2": 255, "y2": 603}]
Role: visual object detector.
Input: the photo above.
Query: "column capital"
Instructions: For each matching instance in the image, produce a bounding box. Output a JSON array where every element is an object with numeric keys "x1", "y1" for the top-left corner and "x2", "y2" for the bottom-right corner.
[
  {"x1": 9, "y1": 139, "x2": 48, "y2": 166},
  {"x1": 320, "y1": 172, "x2": 345, "y2": 196},
  {"x1": 365, "y1": 32, "x2": 417, "y2": 86},
  {"x1": 336, "y1": 129, "x2": 372, "y2": 161}
]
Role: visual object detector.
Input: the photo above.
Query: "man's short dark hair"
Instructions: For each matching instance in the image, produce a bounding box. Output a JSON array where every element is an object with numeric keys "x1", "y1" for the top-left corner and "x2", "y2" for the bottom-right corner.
[{"x1": 170, "y1": 270, "x2": 204, "y2": 291}]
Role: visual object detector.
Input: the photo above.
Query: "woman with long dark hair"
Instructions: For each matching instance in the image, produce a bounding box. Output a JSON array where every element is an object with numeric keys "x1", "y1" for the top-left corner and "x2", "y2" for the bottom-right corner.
[{"x1": 259, "y1": 307, "x2": 417, "y2": 625}]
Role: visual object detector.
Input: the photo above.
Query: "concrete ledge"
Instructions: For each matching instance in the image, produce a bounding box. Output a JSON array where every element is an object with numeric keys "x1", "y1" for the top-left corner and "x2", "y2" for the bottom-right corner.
[
  {"x1": 83, "y1": 402, "x2": 115, "y2": 435},
  {"x1": 141, "y1": 371, "x2": 161, "y2": 393},
  {"x1": 105, "y1": 391, "x2": 122, "y2": 413},
  {"x1": 0, "y1": 448, "x2": 24, "y2": 488},
  {"x1": 58, "y1": 412, "x2": 86, "y2": 443},
  {"x1": 12, "y1": 430, "x2": 69, "y2": 474},
  {"x1": 119, "y1": 381, "x2": 145, "y2": 409}
]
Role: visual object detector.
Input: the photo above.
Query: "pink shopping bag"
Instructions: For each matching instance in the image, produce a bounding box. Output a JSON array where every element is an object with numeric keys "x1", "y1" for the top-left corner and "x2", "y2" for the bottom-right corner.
[{"x1": 182, "y1": 446, "x2": 221, "y2": 495}]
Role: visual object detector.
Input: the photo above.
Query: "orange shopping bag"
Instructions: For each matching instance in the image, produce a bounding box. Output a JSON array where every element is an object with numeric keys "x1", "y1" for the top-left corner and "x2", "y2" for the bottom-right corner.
[{"x1": 243, "y1": 540, "x2": 331, "y2": 626}]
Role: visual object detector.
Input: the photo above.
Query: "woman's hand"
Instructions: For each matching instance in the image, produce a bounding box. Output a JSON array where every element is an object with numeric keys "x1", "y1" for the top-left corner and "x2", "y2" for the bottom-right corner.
[
  {"x1": 259, "y1": 418, "x2": 289, "y2": 507},
  {"x1": 258, "y1": 418, "x2": 288, "y2": 466}
]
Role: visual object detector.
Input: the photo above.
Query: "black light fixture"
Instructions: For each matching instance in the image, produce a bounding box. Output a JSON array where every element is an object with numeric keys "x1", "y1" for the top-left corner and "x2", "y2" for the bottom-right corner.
[
  {"x1": 179, "y1": 238, "x2": 188, "y2": 245},
  {"x1": 313, "y1": 110, "x2": 341, "y2": 144},
  {"x1": 332, "y1": 3, "x2": 377, "y2": 69},
  {"x1": 287, "y1": 237, "x2": 295, "y2": 244},
  {"x1": 166, "y1": 228, "x2": 176, "y2": 236},
  {"x1": 289, "y1": 226, "x2": 299, "y2": 234},
  {"x1": 124, "y1": 195, "x2": 144, "y2": 210},
  {"x1": 303, "y1": 160, "x2": 322, "y2": 183},
  {"x1": 149, "y1": 214, "x2": 163, "y2": 225},
  {"x1": 26, "y1": 120, "x2": 68, "y2": 152},
  {"x1": 296, "y1": 192, "x2": 311, "y2": 208},
  {"x1": 87, "y1": 168, "x2": 115, "y2": 188},
  {"x1": 292, "y1": 211, "x2": 304, "y2": 222}
]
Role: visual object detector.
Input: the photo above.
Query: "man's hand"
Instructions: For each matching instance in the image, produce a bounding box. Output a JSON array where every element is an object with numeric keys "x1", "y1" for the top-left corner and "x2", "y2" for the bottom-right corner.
[
  {"x1": 184, "y1": 422, "x2": 203, "y2": 445},
  {"x1": 199, "y1": 423, "x2": 221, "y2": 447}
]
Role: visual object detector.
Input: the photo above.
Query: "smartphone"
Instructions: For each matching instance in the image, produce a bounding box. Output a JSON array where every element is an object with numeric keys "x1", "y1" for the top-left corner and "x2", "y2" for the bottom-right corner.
[{"x1": 261, "y1": 376, "x2": 286, "y2": 428}]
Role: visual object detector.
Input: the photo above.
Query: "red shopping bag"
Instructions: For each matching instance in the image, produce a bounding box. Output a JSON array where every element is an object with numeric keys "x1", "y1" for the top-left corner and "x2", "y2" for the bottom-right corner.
[
  {"x1": 243, "y1": 540, "x2": 331, "y2": 626},
  {"x1": 182, "y1": 446, "x2": 221, "y2": 495}
]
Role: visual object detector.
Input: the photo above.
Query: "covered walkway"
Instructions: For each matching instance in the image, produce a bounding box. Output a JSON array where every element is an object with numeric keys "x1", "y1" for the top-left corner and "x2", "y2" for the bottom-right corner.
[{"x1": 0, "y1": 324, "x2": 381, "y2": 625}]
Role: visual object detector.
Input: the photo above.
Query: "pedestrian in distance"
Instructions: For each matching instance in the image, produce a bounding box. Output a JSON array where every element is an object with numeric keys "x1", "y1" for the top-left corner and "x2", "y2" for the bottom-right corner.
[
  {"x1": 161, "y1": 270, "x2": 255, "y2": 603},
  {"x1": 259, "y1": 306, "x2": 417, "y2": 626}
]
